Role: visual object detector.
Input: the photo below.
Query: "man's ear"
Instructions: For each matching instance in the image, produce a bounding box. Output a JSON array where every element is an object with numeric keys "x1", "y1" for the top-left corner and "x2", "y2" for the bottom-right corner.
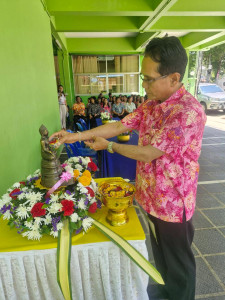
[{"x1": 170, "y1": 73, "x2": 181, "y2": 86}]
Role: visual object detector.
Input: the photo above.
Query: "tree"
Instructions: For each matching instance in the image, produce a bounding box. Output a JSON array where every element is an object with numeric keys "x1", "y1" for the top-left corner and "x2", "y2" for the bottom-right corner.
[{"x1": 202, "y1": 44, "x2": 225, "y2": 81}]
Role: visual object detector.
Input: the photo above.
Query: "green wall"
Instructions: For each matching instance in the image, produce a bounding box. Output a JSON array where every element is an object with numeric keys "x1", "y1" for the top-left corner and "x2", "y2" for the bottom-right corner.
[{"x1": 0, "y1": 0, "x2": 61, "y2": 195}]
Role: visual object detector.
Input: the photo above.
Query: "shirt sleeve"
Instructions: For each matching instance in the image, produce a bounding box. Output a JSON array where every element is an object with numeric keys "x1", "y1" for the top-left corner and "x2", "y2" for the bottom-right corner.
[{"x1": 121, "y1": 104, "x2": 144, "y2": 130}]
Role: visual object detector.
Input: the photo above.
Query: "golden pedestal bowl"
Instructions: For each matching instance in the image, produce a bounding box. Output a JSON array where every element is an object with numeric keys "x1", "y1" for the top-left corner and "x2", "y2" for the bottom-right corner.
[
  {"x1": 99, "y1": 179, "x2": 135, "y2": 226},
  {"x1": 117, "y1": 135, "x2": 130, "y2": 142},
  {"x1": 102, "y1": 120, "x2": 110, "y2": 125}
]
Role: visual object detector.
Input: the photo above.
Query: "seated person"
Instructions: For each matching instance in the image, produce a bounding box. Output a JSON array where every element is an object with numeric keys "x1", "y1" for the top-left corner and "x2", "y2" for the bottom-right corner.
[
  {"x1": 112, "y1": 97, "x2": 125, "y2": 119},
  {"x1": 72, "y1": 96, "x2": 86, "y2": 131},
  {"x1": 88, "y1": 97, "x2": 101, "y2": 129},
  {"x1": 124, "y1": 96, "x2": 136, "y2": 115},
  {"x1": 101, "y1": 98, "x2": 111, "y2": 113}
]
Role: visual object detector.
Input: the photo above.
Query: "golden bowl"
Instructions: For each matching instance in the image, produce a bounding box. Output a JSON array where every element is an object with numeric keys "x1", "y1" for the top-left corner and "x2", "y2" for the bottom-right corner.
[
  {"x1": 117, "y1": 135, "x2": 130, "y2": 142},
  {"x1": 102, "y1": 120, "x2": 110, "y2": 124},
  {"x1": 98, "y1": 179, "x2": 135, "y2": 226}
]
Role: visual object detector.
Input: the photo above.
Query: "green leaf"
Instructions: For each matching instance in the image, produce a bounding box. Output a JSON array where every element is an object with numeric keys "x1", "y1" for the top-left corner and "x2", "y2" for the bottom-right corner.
[
  {"x1": 92, "y1": 218, "x2": 164, "y2": 285},
  {"x1": 42, "y1": 204, "x2": 49, "y2": 209}
]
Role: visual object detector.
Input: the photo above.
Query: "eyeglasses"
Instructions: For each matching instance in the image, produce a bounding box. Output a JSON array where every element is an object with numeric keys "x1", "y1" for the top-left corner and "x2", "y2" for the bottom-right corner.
[{"x1": 140, "y1": 74, "x2": 168, "y2": 84}]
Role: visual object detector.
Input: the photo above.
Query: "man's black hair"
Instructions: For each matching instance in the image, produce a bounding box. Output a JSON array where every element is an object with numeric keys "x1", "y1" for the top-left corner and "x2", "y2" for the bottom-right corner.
[{"x1": 144, "y1": 36, "x2": 188, "y2": 81}]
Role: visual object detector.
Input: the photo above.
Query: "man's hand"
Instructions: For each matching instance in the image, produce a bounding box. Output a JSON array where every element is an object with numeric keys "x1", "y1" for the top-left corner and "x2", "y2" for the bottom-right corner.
[
  {"x1": 49, "y1": 130, "x2": 76, "y2": 147},
  {"x1": 85, "y1": 136, "x2": 109, "y2": 151}
]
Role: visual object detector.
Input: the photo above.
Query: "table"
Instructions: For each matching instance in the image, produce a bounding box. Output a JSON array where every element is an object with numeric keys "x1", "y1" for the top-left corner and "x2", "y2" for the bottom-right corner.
[
  {"x1": 99, "y1": 132, "x2": 138, "y2": 181},
  {"x1": 0, "y1": 179, "x2": 148, "y2": 300}
]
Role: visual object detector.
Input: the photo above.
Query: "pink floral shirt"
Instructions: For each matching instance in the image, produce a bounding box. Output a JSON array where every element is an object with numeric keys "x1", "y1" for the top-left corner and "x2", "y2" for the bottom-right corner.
[{"x1": 121, "y1": 86, "x2": 206, "y2": 223}]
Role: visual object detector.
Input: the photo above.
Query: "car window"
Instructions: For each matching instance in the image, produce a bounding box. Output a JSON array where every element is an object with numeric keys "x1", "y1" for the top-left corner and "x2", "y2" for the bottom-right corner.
[{"x1": 200, "y1": 85, "x2": 223, "y2": 93}]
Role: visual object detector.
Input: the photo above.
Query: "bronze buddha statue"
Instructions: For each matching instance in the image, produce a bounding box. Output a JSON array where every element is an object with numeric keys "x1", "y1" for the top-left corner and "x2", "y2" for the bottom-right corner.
[{"x1": 39, "y1": 125, "x2": 62, "y2": 188}]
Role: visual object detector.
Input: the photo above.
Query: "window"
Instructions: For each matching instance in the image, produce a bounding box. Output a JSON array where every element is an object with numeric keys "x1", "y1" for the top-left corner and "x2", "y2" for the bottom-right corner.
[{"x1": 72, "y1": 55, "x2": 139, "y2": 95}]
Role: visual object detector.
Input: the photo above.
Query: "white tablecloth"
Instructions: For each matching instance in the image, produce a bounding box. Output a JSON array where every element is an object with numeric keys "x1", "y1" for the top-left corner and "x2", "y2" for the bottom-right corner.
[{"x1": 0, "y1": 240, "x2": 149, "y2": 300}]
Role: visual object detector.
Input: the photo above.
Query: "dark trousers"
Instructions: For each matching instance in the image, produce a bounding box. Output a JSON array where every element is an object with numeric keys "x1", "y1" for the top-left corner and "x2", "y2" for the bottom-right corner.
[
  {"x1": 148, "y1": 212, "x2": 196, "y2": 300},
  {"x1": 89, "y1": 115, "x2": 100, "y2": 129}
]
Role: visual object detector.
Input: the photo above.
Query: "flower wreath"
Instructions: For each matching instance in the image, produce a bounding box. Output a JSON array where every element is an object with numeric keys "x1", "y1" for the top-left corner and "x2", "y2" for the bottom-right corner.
[{"x1": 0, "y1": 156, "x2": 100, "y2": 241}]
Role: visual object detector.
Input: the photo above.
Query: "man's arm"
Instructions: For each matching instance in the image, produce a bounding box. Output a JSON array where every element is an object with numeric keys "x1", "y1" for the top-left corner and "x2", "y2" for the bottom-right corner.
[
  {"x1": 49, "y1": 121, "x2": 129, "y2": 146},
  {"x1": 85, "y1": 137, "x2": 164, "y2": 163}
]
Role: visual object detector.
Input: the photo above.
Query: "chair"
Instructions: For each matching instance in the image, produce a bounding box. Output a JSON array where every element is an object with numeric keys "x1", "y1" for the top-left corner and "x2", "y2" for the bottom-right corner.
[
  {"x1": 78, "y1": 118, "x2": 88, "y2": 130},
  {"x1": 65, "y1": 142, "x2": 98, "y2": 164},
  {"x1": 76, "y1": 123, "x2": 84, "y2": 132}
]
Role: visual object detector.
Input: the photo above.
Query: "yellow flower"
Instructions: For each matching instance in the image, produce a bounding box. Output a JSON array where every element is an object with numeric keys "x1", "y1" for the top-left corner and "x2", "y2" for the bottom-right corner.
[
  {"x1": 78, "y1": 176, "x2": 91, "y2": 186},
  {"x1": 82, "y1": 170, "x2": 91, "y2": 178},
  {"x1": 73, "y1": 169, "x2": 80, "y2": 179}
]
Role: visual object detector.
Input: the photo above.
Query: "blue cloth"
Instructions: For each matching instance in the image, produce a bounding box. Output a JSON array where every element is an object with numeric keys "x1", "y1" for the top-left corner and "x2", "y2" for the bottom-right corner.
[{"x1": 99, "y1": 132, "x2": 138, "y2": 181}]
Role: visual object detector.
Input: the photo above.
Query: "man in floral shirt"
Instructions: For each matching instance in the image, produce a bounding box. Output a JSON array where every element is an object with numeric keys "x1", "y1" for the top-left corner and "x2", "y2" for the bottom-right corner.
[{"x1": 51, "y1": 36, "x2": 206, "y2": 300}]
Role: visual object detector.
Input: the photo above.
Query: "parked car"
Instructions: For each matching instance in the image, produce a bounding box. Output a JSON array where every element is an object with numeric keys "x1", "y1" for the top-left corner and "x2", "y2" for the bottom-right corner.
[{"x1": 197, "y1": 83, "x2": 225, "y2": 113}]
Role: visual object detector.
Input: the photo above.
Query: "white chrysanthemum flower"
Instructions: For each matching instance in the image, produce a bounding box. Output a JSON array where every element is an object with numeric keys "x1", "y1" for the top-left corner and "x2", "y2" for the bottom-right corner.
[
  {"x1": 44, "y1": 214, "x2": 52, "y2": 225},
  {"x1": 65, "y1": 165, "x2": 74, "y2": 176},
  {"x1": 22, "y1": 230, "x2": 42, "y2": 240},
  {"x1": 57, "y1": 222, "x2": 63, "y2": 231},
  {"x1": 24, "y1": 221, "x2": 33, "y2": 229},
  {"x1": 48, "y1": 203, "x2": 62, "y2": 214},
  {"x1": 50, "y1": 194, "x2": 59, "y2": 203},
  {"x1": 18, "y1": 193, "x2": 25, "y2": 200},
  {"x1": 77, "y1": 183, "x2": 88, "y2": 194},
  {"x1": 26, "y1": 175, "x2": 32, "y2": 181},
  {"x1": 60, "y1": 193, "x2": 75, "y2": 201},
  {"x1": 34, "y1": 169, "x2": 41, "y2": 175},
  {"x1": 70, "y1": 212, "x2": 79, "y2": 223},
  {"x1": 13, "y1": 182, "x2": 21, "y2": 188},
  {"x1": 78, "y1": 199, "x2": 86, "y2": 210},
  {"x1": 82, "y1": 217, "x2": 93, "y2": 232},
  {"x1": 0, "y1": 194, "x2": 12, "y2": 208},
  {"x1": 90, "y1": 180, "x2": 97, "y2": 191},
  {"x1": 34, "y1": 217, "x2": 43, "y2": 226},
  {"x1": 26, "y1": 192, "x2": 43, "y2": 204},
  {"x1": 90, "y1": 198, "x2": 96, "y2": 204},
  {"x1": 7, "y1": 188, "x2": 13, "y2": 193},
  {"x1": 3, "y1": 210, "x2": 12, "y2": 220},
  {"x1": 22, "y1": 187, "x2": 29, "y2": 192},
  {"x1": 75, "y1": 164, "x2": 83, "y2": 171},
  {"x1": 50, "y1": 230, "x2": 58, "y2": 238},
  {"x1": 16, "y1": 206, "x2": 29, "y2": 219}
]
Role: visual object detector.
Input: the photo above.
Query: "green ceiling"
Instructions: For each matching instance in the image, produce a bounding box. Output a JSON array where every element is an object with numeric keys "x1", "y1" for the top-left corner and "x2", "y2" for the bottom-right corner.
[{"x1": 45, "y1": 0, "x2": 225, "y2": 54}]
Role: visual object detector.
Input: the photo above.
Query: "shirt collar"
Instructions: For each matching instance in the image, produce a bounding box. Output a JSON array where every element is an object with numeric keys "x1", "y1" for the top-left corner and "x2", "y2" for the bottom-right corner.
[{"x1": 157, "y1": 85, "x2": 186, "y2": 112}]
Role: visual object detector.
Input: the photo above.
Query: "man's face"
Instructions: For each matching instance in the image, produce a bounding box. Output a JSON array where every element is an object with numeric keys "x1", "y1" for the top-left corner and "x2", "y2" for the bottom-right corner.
[{"x1": 141, "y1": 56, "x2": 173, "y2": 102}]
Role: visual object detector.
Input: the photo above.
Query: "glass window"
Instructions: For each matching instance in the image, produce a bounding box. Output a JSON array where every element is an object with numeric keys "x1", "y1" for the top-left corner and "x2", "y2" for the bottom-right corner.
[
  {"x1": 91, "y1": 75, "x2": 107, "y2": 94},
  {"x1": 107, "y1": 56, "x2": 116, "y2": 72},
  {"x1": 200, "y1": 85, "x2": 223, "y2": 93},
  {"x1": 74, "y1": 75, "x2": 91, "y2": 94},
  {"x1": 124, "y1": 74, "x2": 139, "y2": 93},
  {"x1": 108, "y1": 74, "x2": 123, "y2": 93},
  {"x1": 97, "y1": 56, "x2": 106, "y2": 73}
]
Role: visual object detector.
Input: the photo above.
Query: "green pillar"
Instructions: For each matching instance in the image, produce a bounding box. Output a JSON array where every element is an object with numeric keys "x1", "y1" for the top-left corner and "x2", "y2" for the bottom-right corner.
[
  {"x1": 139, "y1": 55, "x2": 145, "y2": 96},
  {"x1": 182, "y1": 50, "x2": 189, "y2": 90}
]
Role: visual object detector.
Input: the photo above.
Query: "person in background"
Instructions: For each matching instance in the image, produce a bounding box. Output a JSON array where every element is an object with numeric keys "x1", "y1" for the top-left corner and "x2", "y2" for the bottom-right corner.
[
  {"x1": 72, "y1": 96, "x2": 86, "y2": 131},
  {"x1": 136, "y1": 96, "x2": 145, "y2": 108},
  {"x1": 58, "y1": 85, "x2": 67, "y2": 130},
  {"x1": 124, "y1": 96, "x2": 136, "y2": 115},
  {"x1": 112, "y1": 97, "x2": 125, "y2": 119},
  {"x1": 101, "y1": 98, "x2": 111, "y2": 113},
  {"x1": 51, "y1": 36, "x2": 207, "y2": 300},
  {"x1": 88, "y1": 97, "x2": 101, "y2": 129},
  {"x1": 123, "y1": 95, "x2": 128, "y2": 103},
  {"x1": 112, "y1": 95, "x2": 116, "y2": 105}
]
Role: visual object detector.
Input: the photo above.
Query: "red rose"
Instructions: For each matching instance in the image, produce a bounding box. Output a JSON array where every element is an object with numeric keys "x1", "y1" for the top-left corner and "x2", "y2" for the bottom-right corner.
[
  {"x1": 9, "y1": 188, "x2": 21, "y2": 200},
  {"x1": 19, "y1": 181, "x2": 26, "y2": 186},
  {"x1": 88, "y1": 162, "x2": 98, "y2": 172},
  {"x1": 31, "y1": 202, "x2": 46, "y2": 217},
  {"x1": 86, "y1": 187, "x2": 95, "y2": 198},
  {"x1": 88, "y1": 202, "x2": 97, "y2": 213},
  {"x1": 61, "y1": 200, "x2": 74, "y2": 216}
]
